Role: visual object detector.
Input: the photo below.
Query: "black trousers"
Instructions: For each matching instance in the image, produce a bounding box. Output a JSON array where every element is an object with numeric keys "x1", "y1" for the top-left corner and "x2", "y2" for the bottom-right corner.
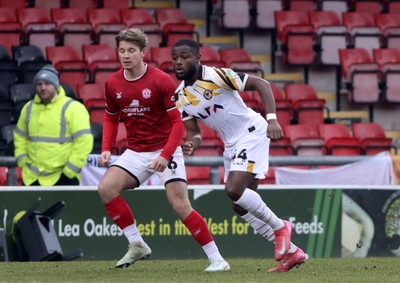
[{"x1": 25, "y1": 173, "x2": 80, "y2": 186}]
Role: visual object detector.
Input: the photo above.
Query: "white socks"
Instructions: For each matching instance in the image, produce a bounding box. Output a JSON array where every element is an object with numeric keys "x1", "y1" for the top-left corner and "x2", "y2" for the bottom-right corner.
[
  {"x1": 202, "y1": 241, "x2": 225, "y2": 262},
  {"x1": 241, "y1": 212, "x2": 275, "y2": 241},
  {"x1": 234, "y1": 188, "x2": 284, "y2": 231},
  {"x1": 123, "y1": 223, "x2": 145, "y2": 244}
]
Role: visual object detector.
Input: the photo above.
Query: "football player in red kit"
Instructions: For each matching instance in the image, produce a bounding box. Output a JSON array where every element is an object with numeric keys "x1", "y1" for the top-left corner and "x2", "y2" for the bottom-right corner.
[{"x1": 97, "y1": 28, "x2": 230, "y2": 272}]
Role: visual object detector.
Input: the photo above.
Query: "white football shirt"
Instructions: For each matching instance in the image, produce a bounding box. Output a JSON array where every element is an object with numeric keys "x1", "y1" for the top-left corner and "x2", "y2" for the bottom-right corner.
[{"x1": 175, "y1": 65, "x2": 267, "y2": 148}]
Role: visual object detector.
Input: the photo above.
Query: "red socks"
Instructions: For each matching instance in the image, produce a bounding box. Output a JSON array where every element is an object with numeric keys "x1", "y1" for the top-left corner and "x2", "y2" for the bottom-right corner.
[
  {"x1": 105, "y1": 199, "x2": 214, "y2": 247},
  {"x1": 183, "y1": 210, "x2": 213, "y2": 246},
  {"x1": 104, "y1": 196, "x2": 135, "y2": 229}
]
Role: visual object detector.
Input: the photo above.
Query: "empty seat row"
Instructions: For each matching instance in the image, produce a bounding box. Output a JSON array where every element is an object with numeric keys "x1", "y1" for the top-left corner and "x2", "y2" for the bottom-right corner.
[
  {"x1": 1, "y1": 44, "x2": 262, "y2": 94},
  {"x1": 0, "y1": 6, "x2": 199, "y2": 57},
  {"x1": 273, "y1": 122, "x2": 397, "y2": 156},
  {"x1": 281, "y1": 0, "x2": 400, "y2": 14},
  {"x1": 241, "y1": 83, "x2": 330, "y2": 126},
  {"x1": 210, "y1": 0, "x2": 400, "y2": 33},
  {"x1": 1, "y1": 0, "x2": 131, "y2": 14},
  {"x1": 339, "y1": 47, "x2": 400, "y2": 104},
  {"x1": 273, "y1": 10, "x2": 400, "y2": 69},
  {"x1": 0, "y1": 44, "x2": 118, "y2": 93}
]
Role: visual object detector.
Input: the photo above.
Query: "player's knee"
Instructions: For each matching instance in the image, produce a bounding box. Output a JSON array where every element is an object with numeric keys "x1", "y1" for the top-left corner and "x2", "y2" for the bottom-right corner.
[
  {"x1": 225, "y1": 185, "x2": 243, "y2": 201},
  {"x1": 98, "y1": 179, "x2": 118, "y2": 203},
  {"x1": 171, "y1": 199, "x2": 192, "y2": 217}
]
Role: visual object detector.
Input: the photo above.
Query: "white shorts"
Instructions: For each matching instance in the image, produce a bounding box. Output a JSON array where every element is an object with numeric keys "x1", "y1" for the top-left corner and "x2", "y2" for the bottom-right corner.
[
  {"x1": 222, "y1": 126, "x2": 270, "y2": 182},
  {"x1": 111, "y1": 147, "x2": 187, "y2": 186}
]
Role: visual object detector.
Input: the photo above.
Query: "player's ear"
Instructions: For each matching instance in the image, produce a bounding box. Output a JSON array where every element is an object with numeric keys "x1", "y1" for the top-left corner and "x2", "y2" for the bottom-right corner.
[{"x1": 141, "y1": 47, "x2": 147, "y2": 58}]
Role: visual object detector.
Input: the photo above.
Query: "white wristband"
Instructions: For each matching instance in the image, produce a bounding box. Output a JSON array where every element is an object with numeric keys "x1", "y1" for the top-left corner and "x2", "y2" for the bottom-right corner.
[{"x1": 266, "y1": 113, "x2": 277, "y2": 121}]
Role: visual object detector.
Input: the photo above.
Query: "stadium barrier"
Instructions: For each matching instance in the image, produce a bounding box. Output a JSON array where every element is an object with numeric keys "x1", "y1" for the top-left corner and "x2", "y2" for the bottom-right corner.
[
  {"x1": 1, "y1": 185, "x2": 400, "y2": 261},
  {"x1": 0, "y1": 155, "x2": 371, "y2": 186}
]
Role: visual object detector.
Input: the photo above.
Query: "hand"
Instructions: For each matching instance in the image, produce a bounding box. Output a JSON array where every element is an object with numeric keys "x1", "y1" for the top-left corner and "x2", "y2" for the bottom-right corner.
[
  {"x1": 150, "y1": 156, "x2": 168, "y2": 172},
  {"x1": 182, "y1": 141, "x2": 194, "y2": 158},
  {"x1": 98, "y1": 151, "x2": 111, "y2": 167},
  {"x1": 267, "y1": 120, "x2": 283, "y2": 141}
]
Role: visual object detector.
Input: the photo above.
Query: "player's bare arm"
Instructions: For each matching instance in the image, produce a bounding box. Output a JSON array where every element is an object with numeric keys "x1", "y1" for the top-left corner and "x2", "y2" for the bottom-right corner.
[
  {"x1": 244, "y1": 75, "x2": 283, "y2": 141},
  {"x1": 182, "y1": 119, "x2": 202, "y2": 157}
]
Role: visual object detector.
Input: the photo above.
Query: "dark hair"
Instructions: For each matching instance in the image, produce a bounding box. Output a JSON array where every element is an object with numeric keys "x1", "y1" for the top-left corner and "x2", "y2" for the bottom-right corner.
[{"x1": 173, "y1": 39, "x2": 200, "y2": 55}]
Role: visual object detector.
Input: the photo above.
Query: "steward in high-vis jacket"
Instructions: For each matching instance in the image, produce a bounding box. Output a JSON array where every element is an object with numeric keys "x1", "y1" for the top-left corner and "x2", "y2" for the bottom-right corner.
[{"x1": 14, "y1": 65, "x2": 94, "y2": 186}]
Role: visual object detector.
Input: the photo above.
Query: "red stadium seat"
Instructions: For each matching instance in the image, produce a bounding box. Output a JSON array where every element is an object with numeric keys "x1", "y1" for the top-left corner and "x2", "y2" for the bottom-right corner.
[
  {"x1": 155, "y1": 8, "x2": 188, "y2": 31},
  {"x1": 51, "y1": 8, "x2": 93, "y2": 59},
  {"x1": 120, "y1": 8, "x2": 161, "y2": 48},
  {"x1": 16, "y1": 7, "x2": 57, "y2": 55},
  {"x1": 342, "y1": 12, "x2": 381, "y2": 56},
  {"x1": 0, "y1": 166, "x2": 7, "y2": 186},
  {"x1": 46, "y1": 46, "x2": 90, "y2": 94},
  {"x1": 270, "y1": 84, "x2": 294, "y2": 126},
  {"x1": 186, "y1": 166, "x2": 211, "y2": 185},
  {"x1": 339, "y1": 48, "x2": 381, "y2": 103},
  {"x1": 77, "y1": 83, "x2": 104, "y2": 106},
  {"x1": 0, "y1": 23, "x2": 24, "y2": 57},
  {"x1": 199, "y1": 46, "x2": 224, "y2": 67},
  {"x1": 308, "y1": 10, "x2": 348, "y2": 65},
  {"x1": 68, "y1": 0, "x2": 97, "y2": 14},
  {"x1": 283, "y1": 124, "x2": 326, "y2": 155},
  {"x1": 284, "y1": 83, "x2": 318, "y2": 101},
  {"x1": 198, "y1": 122, "x2": 224, "y2": 149},
  {"x1": 375, "y1": 13, "x2": 400, "y2": 49},
  {"x1": 219, "y1": 48, "x2": 264, "y2": 77},
  {"x1": 195, "y1": 123, "x2": 224, "y2": 156},
  {"x1": 269, "y1": 137, "x2": 294, "y2": 156},
  {"x1": 0, "y1": 0, "x2": 26, "y2": 14},
  {"x1": 86, "y1": 99, "x2": 106, "y2": 124},
  {"x1": 82, "y1": 44, "x2": 120, "y2": 84},
  {"x1": 120, "y1": 8, "x2": 156, "y2": 26},
  {"x1": 150, "y1": 46, "x2": 173, "y2": 70},
  {"x1": 373, "y1": 48, "x2": 400, "y2": 102},
  {"x1": 284, "y1": 84, "x2": 329, "y2": 125},
  {"x1": 34, "y1": 0, "x2": 62, "y2": 15},
  {"x1": 352, "y1": 122, "x2": 395, "y2": 155},
  {"x1": 351, "y1": 0, "x2": 383, "y2": 14},
  {"x1": 154, "y1": 8, "x2": 198, "y2": 46},
  {"x1": 0, "y1": 7, "x2": 17, "y2": 22},
  {"x1": 274, "y1": 10, "x2": 316, "y2": 65},
  {"x1": 102, "y1": 0, "x2": 129, "y2": 10},
  {"x1": 388, "y1": 0, "x2": 400, "y2": 13},
  {"x1": 162, "y1": 23, "x2": 199, "y2": 47},
  {"x1": 87, "y1": 8, "x2": 125, "y2": 45},
  {"x1": 318, "y1": 123, "x2": 362, "y2": 155}
]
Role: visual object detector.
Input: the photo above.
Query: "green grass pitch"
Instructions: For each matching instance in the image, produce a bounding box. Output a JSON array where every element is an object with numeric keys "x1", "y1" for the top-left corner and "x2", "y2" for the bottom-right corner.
[{"x1": 1, "y1": 257, "x2": 400, "y2": 283}]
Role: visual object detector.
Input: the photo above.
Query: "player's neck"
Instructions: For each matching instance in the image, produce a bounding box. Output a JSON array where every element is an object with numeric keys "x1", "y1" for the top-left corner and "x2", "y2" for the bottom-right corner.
[{"x1": 124, "y1": 62, "x2": 147, "y2": 80}]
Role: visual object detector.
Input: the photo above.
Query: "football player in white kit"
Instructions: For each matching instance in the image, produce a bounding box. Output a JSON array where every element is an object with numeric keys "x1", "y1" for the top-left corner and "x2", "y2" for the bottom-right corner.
[{"x1": 172, "y1": 39, "x2": 308, "y2": 272}]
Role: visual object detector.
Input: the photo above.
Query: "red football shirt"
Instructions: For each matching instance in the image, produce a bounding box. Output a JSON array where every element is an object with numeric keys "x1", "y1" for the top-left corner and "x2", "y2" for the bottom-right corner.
[{"x1": 103, "y1": 66, "x2": 179, "y2": 153}]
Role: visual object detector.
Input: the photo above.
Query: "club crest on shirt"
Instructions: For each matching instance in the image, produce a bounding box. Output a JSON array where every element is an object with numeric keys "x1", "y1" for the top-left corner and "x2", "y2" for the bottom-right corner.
[
  {"x1": 129, "y1": 99, "x2": 139, "y2": 107},
  {"x1": 203, "y1": 89, "x2": 213, "y2": 100},
  {"x1": 142, "y1": 88, "x2": 152, "y2": 99},
  {"x1": 116, "y1": 92, "x2": 122, "y2": 99}
]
